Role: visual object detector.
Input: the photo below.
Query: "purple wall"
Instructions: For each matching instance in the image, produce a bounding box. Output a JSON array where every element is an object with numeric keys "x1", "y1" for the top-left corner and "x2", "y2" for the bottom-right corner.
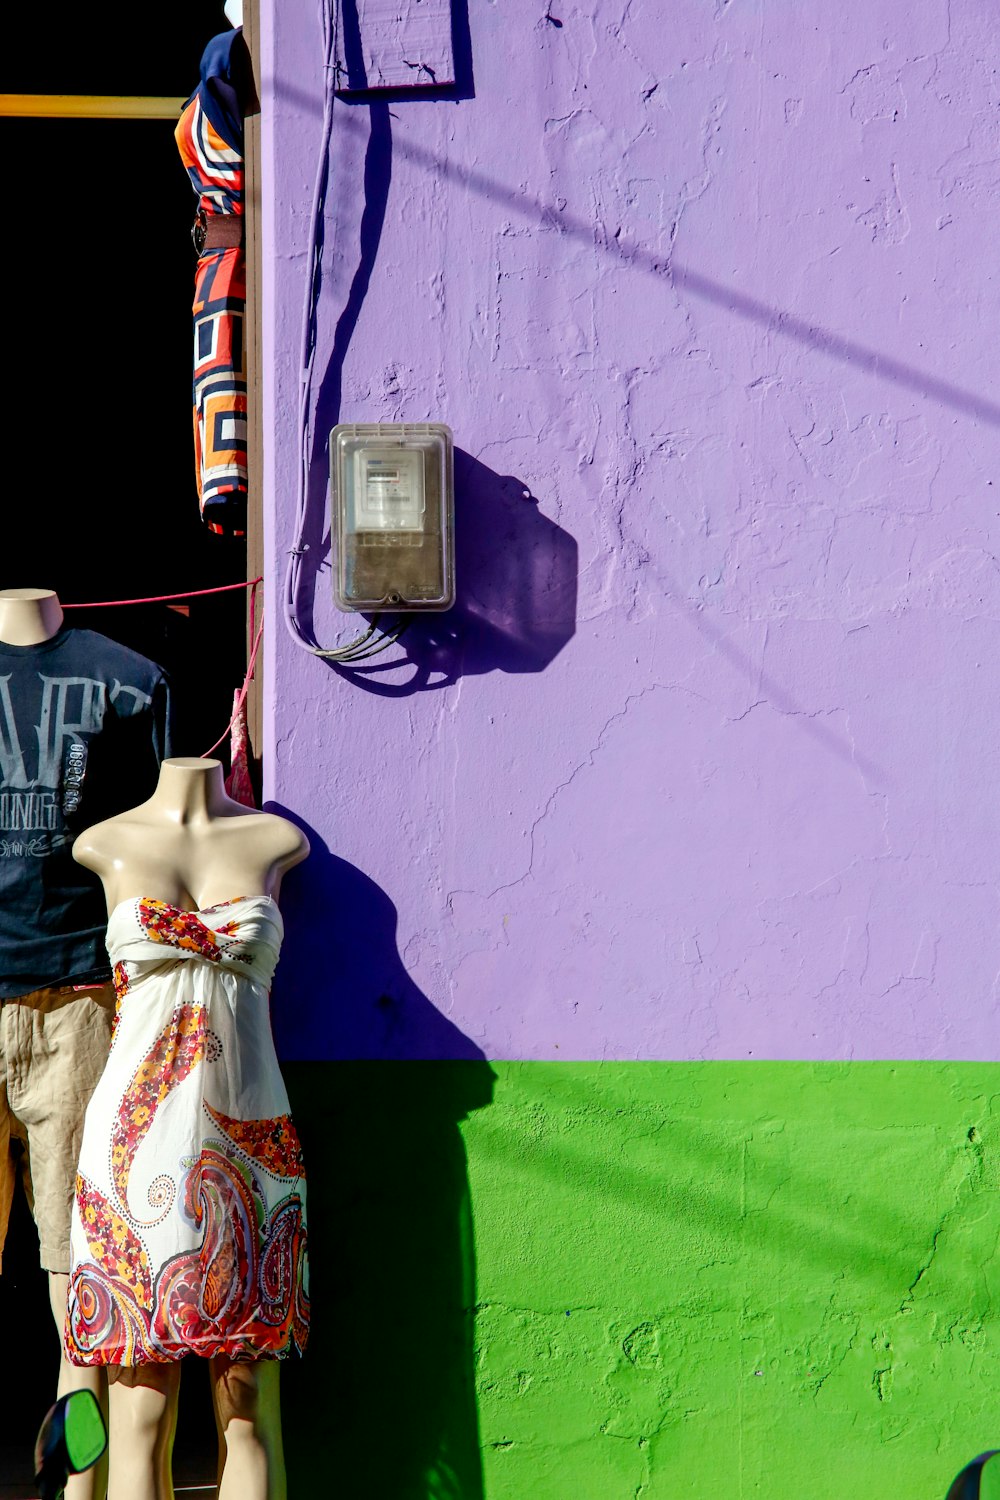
[{"x1": 261, "y1": 0, "x2": 1000, "y2": 1062}]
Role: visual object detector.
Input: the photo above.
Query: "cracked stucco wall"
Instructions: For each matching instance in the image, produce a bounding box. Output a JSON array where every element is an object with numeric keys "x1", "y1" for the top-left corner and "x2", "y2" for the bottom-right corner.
[
  {"x1": 260, "y1": 1, "x2": 1000, "y2": 1492},
  {"x1": 262, "y1": 0, "x2": 1000, "y2": 1064},
  {"x1": 465, "y1": 1064, "x2": 1000, "y2": 1498}
]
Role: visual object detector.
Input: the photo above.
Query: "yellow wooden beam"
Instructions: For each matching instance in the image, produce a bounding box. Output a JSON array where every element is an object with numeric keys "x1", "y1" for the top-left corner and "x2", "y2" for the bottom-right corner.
[{"x1": 0, "y1": 94, "x2": 185, "y2": 120}]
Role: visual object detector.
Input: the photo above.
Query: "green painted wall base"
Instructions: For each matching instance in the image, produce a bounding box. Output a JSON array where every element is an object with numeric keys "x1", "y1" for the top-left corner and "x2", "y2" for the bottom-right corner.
[{"x1": 282, "y1": 1062, "x2": 1000, "y2": 1498}]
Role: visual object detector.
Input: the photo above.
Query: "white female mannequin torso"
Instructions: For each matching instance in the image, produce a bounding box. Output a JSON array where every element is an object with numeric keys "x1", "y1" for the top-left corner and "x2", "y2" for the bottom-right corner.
[
  {"x1": 73, "y1": 756, "x2": 309, "y2": 913},
  {"x1": 72, "y1": 756, "x2": 307, "y2": 1500}
]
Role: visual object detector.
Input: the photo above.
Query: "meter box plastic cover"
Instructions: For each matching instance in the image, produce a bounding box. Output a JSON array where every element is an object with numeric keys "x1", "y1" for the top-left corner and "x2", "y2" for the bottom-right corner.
[{"x1": 330, "y1": 422, "x2": 455, "y2": 612}]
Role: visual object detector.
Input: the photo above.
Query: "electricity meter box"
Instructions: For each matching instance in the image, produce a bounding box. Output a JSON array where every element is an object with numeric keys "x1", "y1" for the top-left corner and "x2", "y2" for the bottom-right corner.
[{"x1": 330, "y1": 422, "x2": 455, "y2": 612}]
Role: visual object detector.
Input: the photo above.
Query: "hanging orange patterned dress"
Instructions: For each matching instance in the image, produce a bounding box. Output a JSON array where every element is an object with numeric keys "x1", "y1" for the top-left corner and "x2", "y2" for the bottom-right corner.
[{"x1": 174, "y1": 29, "x2": 250, "y2": 537}]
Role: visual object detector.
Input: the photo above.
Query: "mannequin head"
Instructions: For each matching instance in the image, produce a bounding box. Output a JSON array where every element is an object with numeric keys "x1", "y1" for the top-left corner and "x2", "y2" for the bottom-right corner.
[
  {"x1": 223, "y1": 0, "x2": 243, "y2": 25},
  {"x1": 0, "y1": 588, "x2": 64, "y2": 645}
]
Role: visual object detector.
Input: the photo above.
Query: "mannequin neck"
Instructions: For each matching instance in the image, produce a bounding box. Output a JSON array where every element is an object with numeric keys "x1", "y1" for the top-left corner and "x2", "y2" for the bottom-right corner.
[
  {"x1": 148, "y1": 759, "x2": 238, "y2": 824},
  {"x1": 0, "y1": 588, "x2": 64, "y2": 646}
]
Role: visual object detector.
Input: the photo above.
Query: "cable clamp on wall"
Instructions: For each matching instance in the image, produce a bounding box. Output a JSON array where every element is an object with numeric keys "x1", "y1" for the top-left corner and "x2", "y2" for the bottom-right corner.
[{"x1": 307, "y1": 613, "x2": 410, "y2": 663}]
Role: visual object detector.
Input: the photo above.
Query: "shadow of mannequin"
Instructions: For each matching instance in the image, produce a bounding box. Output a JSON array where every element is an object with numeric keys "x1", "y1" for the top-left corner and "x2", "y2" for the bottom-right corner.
[{"x1": 268, "y1": 816, "x2": 495, "y2": 1499}]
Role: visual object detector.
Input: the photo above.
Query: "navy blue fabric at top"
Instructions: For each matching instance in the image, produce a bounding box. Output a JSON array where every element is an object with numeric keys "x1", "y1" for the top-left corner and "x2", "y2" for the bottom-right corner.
[
  {"x1": 191, "y1": 27, "x2": 250, "y2": 153},
  {"x1": 0, "y1": 629, "x2": 170, "y2": 997}
]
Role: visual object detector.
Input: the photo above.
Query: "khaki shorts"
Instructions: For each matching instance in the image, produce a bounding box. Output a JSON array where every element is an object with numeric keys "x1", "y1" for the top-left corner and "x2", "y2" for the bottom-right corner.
[{"x1": 0, "y1": 983, "x2": 116, "y2": 1274}]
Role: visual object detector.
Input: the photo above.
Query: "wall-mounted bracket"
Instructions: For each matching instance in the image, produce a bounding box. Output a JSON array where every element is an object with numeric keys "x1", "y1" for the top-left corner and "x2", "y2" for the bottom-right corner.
[{"x1": 336, "y1": 0, "x2": 455, "y2": 92}]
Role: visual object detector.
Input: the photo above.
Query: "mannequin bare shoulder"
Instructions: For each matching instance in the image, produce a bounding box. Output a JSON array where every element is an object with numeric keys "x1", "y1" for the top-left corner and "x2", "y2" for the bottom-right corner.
[
  {"x1": 73, "y1": 758, "x2": 309, "y2": 912},
  {"x1": 72, "y1": 808, "x2": 307, "y2": 888}
]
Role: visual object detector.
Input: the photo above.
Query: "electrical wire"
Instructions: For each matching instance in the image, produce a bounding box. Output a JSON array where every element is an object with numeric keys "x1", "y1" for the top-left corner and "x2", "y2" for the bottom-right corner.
[{"x1": 281, "y1": 0, "x2": 408, "y2": 664}]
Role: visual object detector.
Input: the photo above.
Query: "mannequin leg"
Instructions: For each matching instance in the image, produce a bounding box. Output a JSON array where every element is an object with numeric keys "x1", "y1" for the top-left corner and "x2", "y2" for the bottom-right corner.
[
  {"x1": 210, "y1": 1357, "x2": 286, "y2": 1500},
  {"x1": 48, "y1": 1271, "x2": 108, "y2": 1500},
  {"x1": 106, "y1": 1363, "x2": 181, "y2": 1500}
]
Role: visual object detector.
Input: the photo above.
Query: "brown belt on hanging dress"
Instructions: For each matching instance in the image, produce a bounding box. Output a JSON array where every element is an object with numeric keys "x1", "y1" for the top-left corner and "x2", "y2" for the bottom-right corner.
[{"x1": 191, "y1": 209, "x2": 245, "y2": 255}]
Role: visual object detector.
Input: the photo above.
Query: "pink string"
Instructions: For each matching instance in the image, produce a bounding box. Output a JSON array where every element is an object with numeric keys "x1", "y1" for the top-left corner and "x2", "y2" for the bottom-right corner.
[
  {"x1": 63, "y1": 577, "x2": 263, "y2": 609},
  {"x1": 202, "y1": 582, "x2": 263, "y2": 757},
  {"x1": 62, "y1": 577, "x2": 264, "y2": 760}
]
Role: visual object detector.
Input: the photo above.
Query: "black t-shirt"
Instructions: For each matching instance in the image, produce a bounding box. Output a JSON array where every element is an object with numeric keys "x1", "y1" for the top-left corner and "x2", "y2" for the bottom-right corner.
[{"x1": 0, "y1": 628, "x2": 171, "y2": 997}]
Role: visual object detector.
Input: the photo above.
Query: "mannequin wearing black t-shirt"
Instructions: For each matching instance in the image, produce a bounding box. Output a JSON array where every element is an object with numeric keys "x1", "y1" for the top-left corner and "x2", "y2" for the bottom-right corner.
[{"x1": 0, "y1": 587, "x2": 171, "y2": 1500}]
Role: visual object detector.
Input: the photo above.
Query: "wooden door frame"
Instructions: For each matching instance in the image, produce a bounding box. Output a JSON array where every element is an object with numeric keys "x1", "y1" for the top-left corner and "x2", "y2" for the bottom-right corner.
[{"x1": 244, "y1": 0, "x2": 264, "y2": 765}]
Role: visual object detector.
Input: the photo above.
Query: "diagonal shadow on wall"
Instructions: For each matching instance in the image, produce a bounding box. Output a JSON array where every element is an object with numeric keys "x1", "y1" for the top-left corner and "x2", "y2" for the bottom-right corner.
[{"x1": 269, "y1": 812, "x2": 495, "y2": 1499}]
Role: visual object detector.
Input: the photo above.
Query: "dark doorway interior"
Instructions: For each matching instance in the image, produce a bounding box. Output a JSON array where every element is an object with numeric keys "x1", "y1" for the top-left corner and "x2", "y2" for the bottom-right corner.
[
  {"x1": 1, "y1": 4, "x2": 246, "y2": 1491},
  {"x1": 1, "y1": 13, "x2": 249, "y2": 753}
]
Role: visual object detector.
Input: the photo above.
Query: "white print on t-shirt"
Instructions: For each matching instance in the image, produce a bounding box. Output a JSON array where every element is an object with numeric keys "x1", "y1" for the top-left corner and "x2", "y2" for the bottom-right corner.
[
  {"x1": 0, "y1": 837, "x2": 50, "y2": 858},
  {"x1": 0, "y1": 673, "x2": 152, "y2": 836}
]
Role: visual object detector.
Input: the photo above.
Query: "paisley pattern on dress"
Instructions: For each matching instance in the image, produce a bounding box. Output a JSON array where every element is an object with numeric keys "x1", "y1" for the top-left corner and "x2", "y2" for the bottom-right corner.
[
  {"x1": 75, "y1": 1174, "x2": 153, "y2": 1309},
  {"x1": 138, "y1": 900, "x2": 224, "y2": 958},
  {"x1": 111, "y1": 1004, "x2": 205, "y2": 1223},
  {"x1": 68, "y1": 1175, "x2": 154, "y2": 1365},
  {"x1": 65, "y1": 896, "x2": 308, "y2": 1365},
  {"x1": 152, "y1": 1152, "x2": 308, "y2": 1359},
  {"x1": 112, "y1": 961, "x2": 129, "y2": 1002},
  {"x1": 205, "y1": 1104, "x2": 305, "y2": 1179}
]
